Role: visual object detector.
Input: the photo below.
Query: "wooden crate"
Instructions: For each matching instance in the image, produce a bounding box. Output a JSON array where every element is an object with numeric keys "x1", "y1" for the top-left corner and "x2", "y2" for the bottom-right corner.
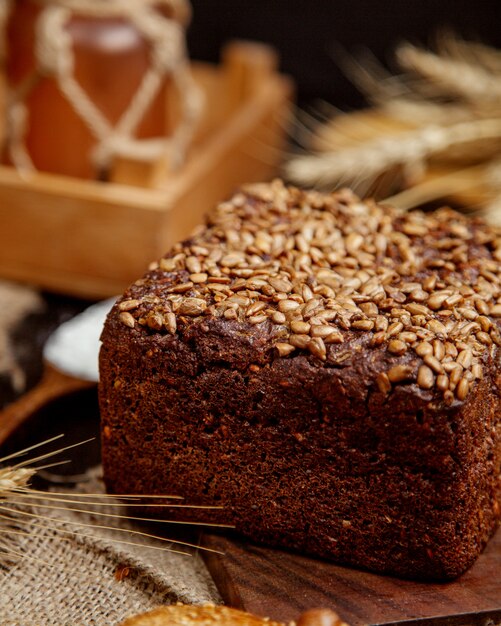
[{"x1": 0, "y1": 42, "x2": 293, "y2": 299}]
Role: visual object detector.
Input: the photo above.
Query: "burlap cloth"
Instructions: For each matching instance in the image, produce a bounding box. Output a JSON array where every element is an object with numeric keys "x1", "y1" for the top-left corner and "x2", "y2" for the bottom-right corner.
[
  {"x1": 0, "y1": 467, "x2": 221, "y2": 626},
  {"x1": 0, "y1": 281, "x2": 220, "y2": 625}
]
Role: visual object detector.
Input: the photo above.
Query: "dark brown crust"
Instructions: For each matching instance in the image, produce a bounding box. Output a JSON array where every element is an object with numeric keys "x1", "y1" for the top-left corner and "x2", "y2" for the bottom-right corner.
[{"x1": 99, "y1": 183, "x2": 501, "y2": 581}]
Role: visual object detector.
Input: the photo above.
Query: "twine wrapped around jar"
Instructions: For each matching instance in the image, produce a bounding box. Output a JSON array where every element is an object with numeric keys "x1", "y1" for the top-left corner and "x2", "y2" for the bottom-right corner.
[{"x1": 1, "y1": 0, "x2": 203, "y2": 179}]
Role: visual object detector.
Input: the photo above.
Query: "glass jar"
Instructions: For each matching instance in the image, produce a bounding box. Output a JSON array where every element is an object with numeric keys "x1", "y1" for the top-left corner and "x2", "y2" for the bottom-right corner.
[{"x1": 4, "y1": 0, "x2": 187, "y2": 179}]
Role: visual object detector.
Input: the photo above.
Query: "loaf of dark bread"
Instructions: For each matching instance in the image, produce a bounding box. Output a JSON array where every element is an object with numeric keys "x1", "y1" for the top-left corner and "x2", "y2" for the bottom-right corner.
[{"x1": 99, "y1": 180, "x2": 501, "y2": 580}]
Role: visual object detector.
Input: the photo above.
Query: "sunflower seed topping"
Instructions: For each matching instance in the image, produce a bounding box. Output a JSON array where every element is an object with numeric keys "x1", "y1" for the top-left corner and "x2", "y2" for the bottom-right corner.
[{"x1": 116, "y1": 180, "x2": 500, "y2": 402}]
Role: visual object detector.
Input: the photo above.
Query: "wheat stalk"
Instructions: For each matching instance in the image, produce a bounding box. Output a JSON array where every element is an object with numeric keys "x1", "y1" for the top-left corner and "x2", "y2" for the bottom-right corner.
[
  {"x1": 286, "y1": 34, "x2": 501, "y2": 220},
  {"x1": 436, "y1": 30, "x2": 501, "y2": 75},
  {"x1": 396, "y1": 43, "x2": 501, "y2": 105},
  {"x1": 0, "y1": 436, "x2": 232, "y2": 566},
  {"x1": 286, "y1": 118, "x2": 501, "y2": 189}
]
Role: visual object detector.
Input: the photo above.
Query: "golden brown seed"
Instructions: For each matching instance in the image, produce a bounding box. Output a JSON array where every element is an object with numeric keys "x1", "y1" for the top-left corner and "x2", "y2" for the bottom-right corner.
[
  {"x1": 159, "y1": 257, "x2": 176, "y2": 272},
  {"x1": 416, "y1": 341, "x2": 433, "y2": 357},
  {"x1": 118, "y1": 299, "x2": 140, "y2": 312},
  {"x1": 302, "y1": 284, "x2": 315, "y2": 302},
  {"x1": 450, "y1": 366, "x2": 462, "y2": 386},
  {"x1": 457, "y1": 349, "x2": 472, "y2": 369},
  {"x1": 490, "y1": 304, "x2": 501, "y2": 318},
  {"x1": 409, "y1": 289, "x2": 428, "y2": 302},
  {"x1": 477, "y1": 316, "x2": 492, "y2": 332},
  {"x1": 374, "y1": 233, "x2": 387, "y2": 254},
  {"x1": 268, "y1": 276, "x2": 292, "y2": 293},
  {"x1": 387, "y1": 322, "x2": 404, "y2": 337},
  {"x1": 436, "y1": 374, "x2": 449, "y2": 391},
  {"x1": 255, "y1": 232, "x2": 272, "y2": 254},
  {"x1": 445, "y1": 294, "x2": 463, "y2": 307},
  {"x1": 190, "y1": 245, "x2": 209, "y2": 256},
  {"x1": 424, "y1": 354, "x2": 443, "y2": 374},
  {"x1": 276, "y1": 342, "x2": 295, "y2": 357},
  {"x1": 345, "y1": 232, "x2": 364, "y2": 254},
  {"x1": 456, "y1": 378, "x2": 470, "y2": 401},
  {"x1": 308, "y1": 337, "x2": 327, "y2": 360},
  {"x1": 433, "y1": 339, "x2": 445, "y2": 361},
  {"x1": 271, "y1": 311, "x2": 287, "y2": 324},
  {"x1": 303, "y1": 298, "x2": 322, "y2": 318},
  {"x1": 146, "y1": 312, "x2": 163, "y2": 330},
  {"x1": 323, "y1": 331, "x2": 344, "y2": 344},
  {"x1": 376, "y1": 372, "x2": 391, "y2": 394},
  {"x1": 406, "y1": 303, "x2": 429, "y2": 316},
  {"x1": 248, "y1": 314, "x2": 268, "y2": 325},
  {"x1": 352, "y1": 319, "x2": 374, "y2": 331},
  {"x1": 374, "y1": 316, "x2": 389, "y2": 332},
  {"x1": 165, "y1": 312, "x2": 177, "y2": 334},
  {"x1": 310, "y1": 325, "x2": 336, "y2": 338},
  {"x1": 459, "y1": 321, "x2": 479, "y2": 337},
  {"x1": 291, "y1": 320, "x2": 311, "y2": 334},
  {"x1": 388, "y1": 339, "x2": 407, "y2": 355},
  {"x1": 119, "y1": 311, "x2": 135, "y2": 328},
  {"x1": 457, "y1": 307, "x2": 478, "y2": 321},
  {"x1": 402, "y1": 221, "x2": 427, "y2": 236},
  {"x1": 423, "y1": 275, "x2": 437, "y2": 292},
  {"x1": 475, "y1": 297, "x2": 490, "y2": 315},
  {"x1": 224, "y1": 308, "x2": 238, "y2": 320},
  {"x1": 491, "y1": 329, "x2": 501, "y2": 346},
  {"x1": 360, "y1": 302, "x2": 379, "y2": 316},
  {"x1": 190, "y1": 273, "x2": 208, "y2": 283},
  {"x1": 370, "y1": 331, "x2": 386, "y2": 347},
  {"x1": 427, "y1": 293, "x2": 448, "y2": 310},
  {"x1": 472, "y1": 363, "x2": 483, "y2": 379},
  {"x1": 387, "y1": 364, "x2": 414, "y2": 383},
  {"x1": 246, "y1": 278, "x2": 268, "y2": 290},
  {"x1": 417, "y1": 365, "x2": 434, "y2": 389},
  {"x1": 178, "y1": 298, "x2": 207, "y2": 316},
  {"x1": 476, "y1": 331, "x2": 492, "y2": 345},
  {"x1": 169, "y1": 282, "x2": 194, "y2": 294},
  {"x1": 289, "y1": 334, "x2": 310, "y2": 349},
  {"x1": 444, "y1": 342, "x2": 458, "y2": 358},
  {"x1": 185, "y1": 256, "x2": 202, "y2": 274},
  {"x1": 220, "y1": 253, "x2": 244, "y2": 268},
  {"x1": 278, "y1": 299, "x2": 301, "y2": 313},
  {"x1": 208, "y1": 284, "x2": 232, "y2": 296},
  {"x1": 246, "y1": 301, "x2": 267, "y2": 317},
  {"x1": 426, "y1": 319, "x2": 447, "y2": 336},
  {"x1": 207, "y1": 275, "x2": 230, "y2": 285},
  {"x1": 314, "y1": 310, "x2": 338, "y2": 322},
  {"x1": 400, "y1": 331, "x2": 418, "y2": 343}
]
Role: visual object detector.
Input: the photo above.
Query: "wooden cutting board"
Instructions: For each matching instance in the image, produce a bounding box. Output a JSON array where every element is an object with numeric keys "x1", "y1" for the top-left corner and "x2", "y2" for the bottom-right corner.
[{"x1": 202, "y1": 530, "x2": 501, "y2": 626}]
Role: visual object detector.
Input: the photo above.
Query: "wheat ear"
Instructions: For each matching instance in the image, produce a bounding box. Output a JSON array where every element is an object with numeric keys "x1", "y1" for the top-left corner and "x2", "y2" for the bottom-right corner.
[
  {"x1": 285, "y1": 118, "x2": 501, "y2": 189},
  {"x1": 436, "y1": 31, "x2": 501, "y2": 75},
  {"x1": 0, "y1": 436, "x2": 233, "y2": 566},
  {"x1": 396, "y1": 43, "x2": 501, "y2": 104}
]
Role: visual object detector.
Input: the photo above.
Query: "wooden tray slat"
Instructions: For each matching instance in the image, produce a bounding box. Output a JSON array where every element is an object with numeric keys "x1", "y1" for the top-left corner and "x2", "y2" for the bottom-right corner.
[{"x1": 0, "y1": 44, "x2": 293, "y2": 299}]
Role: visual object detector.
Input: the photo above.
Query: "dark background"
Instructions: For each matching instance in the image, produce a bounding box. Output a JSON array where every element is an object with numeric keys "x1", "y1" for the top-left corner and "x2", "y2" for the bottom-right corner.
[{"x1": 187, "y1": 0, "x2": 501, "y2": 108}]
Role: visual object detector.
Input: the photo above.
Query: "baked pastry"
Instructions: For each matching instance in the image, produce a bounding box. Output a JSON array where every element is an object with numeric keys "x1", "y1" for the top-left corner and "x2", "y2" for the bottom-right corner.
[
  {"x1": 119, "y1": 604, "x2": 346, "y2": 626},
  {"x1": 118, "y1": 603, "x2": 285, "y2": 626},
  {"x1": 99, "y1": 180, "x2": 501, "y2": 581}
]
